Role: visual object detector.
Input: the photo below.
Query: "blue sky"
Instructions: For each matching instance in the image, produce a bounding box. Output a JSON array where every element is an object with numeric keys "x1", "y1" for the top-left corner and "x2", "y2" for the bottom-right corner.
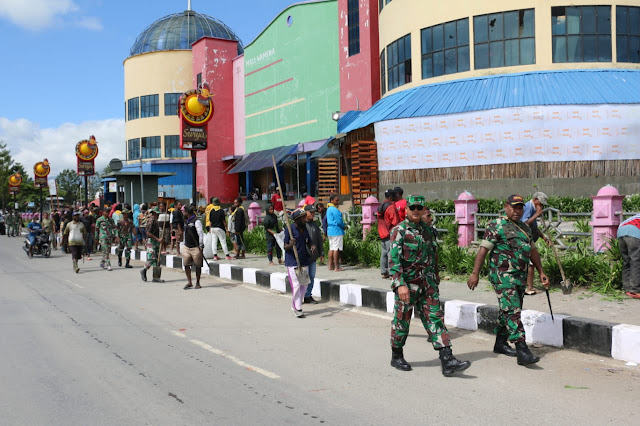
[{"x1": 0, "y1": 0, "x2": 298, "y2": 174}]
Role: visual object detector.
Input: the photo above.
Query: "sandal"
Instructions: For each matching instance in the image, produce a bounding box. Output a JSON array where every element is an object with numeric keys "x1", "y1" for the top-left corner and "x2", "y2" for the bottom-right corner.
[
  {"x1": 525, "y1": 289, "x2": 537, "y2": 296},
  {"x1": 626, "y1": 292, "x2": 640, "y2": 299},
  {"x1": 183, "y1": 283, "x2": 193, "y2": 290},
  {"x1": 195, "y1": 284, "x2": 202, "y2": 289}
]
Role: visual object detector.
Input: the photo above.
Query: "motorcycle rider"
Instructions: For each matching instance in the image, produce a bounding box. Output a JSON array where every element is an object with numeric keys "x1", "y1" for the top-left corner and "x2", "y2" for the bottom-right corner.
[{"x1": 27, "y1": 216, "x2": 43, "y2": 258}]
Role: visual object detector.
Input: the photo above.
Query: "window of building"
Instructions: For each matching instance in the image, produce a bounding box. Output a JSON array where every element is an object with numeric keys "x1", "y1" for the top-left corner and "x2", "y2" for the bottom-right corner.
[
  {"x1": 164, "y1": 93, "x2": 181, "y2": 116},
  {"x1": 124, "y1": 102, "x2": 126, "y2": 122},
  {"x1": 140, "y1": 94, "x2": 159, "y2": 118},
  {"x1": 552, "y1": 6, "x2": 611, "y2": 63},
  {"x1": 348, "y1": 0, "x2": 360, "y2": 56},
  {"x1": 387, "y1": 34, "x2": 412, "y2": 91},
  {"x1": 127, "y1": 138, "x2": 140, "y2": 161},
  {"x1": 421, "y1": 18, "x2": 470, "y2": 79},
  {"x1": 474, "y1": 9, "x2": 535, "y2": 69},
  {"x1": 616, "y1": 6, "x2": 640, "y2": 63},
  {"x1": 380, "y1": 50, "x2": 386, "y2": 96},
  {"x1": 141, "y1": 136, "x2": 161, "y2": 159},
  {"x1": 127, "y1": 97, "x2": 139, "y2": 121},
  {"x1": 379, "y1": 0, "x2": 392, "y2": 14},
  {"x1": 165, "y1": 135, "x2": 189, "y2": 158},
  {"x1": 197, "y1": 73, "x2": 202, "y2": 88}
]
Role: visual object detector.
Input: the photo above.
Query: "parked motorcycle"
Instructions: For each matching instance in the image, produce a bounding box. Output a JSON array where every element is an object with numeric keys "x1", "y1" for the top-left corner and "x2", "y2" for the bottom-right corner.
[{"x1": 23, "y1": 230, "x2": 51, "y2": 258}]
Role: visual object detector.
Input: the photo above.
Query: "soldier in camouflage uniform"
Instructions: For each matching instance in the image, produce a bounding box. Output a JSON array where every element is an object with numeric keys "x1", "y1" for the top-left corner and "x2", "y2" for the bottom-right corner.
[
  {"x1": 468, "y1": 194, "x2": 549, "y2": 366},
  {"x1": 95, "y1": 207, "x2": 118, "y2": 271},
  {"x1": 116, "y1": 209, "x2": 134, "y2": 269},
  {"x1": 140, "y1": 207, "x2": 164, "y2": 283},
  {"x1": 389, "y1": 195, "x2": 471, "y2": 376},
  {"x1": 5, "y1": 212, "x2": 13, "y2": 237}
]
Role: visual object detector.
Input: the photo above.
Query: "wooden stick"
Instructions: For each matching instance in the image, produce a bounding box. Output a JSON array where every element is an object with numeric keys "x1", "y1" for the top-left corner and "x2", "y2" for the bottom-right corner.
[{"x1": 272, "y1": 155, "x2": 301, "y2": 268}]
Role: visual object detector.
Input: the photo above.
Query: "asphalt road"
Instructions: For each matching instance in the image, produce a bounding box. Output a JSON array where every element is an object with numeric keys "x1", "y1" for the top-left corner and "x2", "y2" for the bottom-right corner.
[{"x1": 1, "y1": 237, "x2": 638, "y2": 425}]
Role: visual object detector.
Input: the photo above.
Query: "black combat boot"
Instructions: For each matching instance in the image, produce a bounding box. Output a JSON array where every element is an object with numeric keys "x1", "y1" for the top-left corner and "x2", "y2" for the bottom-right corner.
[
  {"x1": 125, "y1": 259, "x2": 132, "y2": 268},
  {"x1": 390, "y1": 348, "x2": 412, "y2": 371},
  {"x1": 152, "y1": 267, "x2": 164, "y2": 283},
  {"x1": 515, "y1": 341, "x2": 540, "y2": 366},
  {"x1": 439, "y1": 347, "x2": 471, "y2": 376},
  {"x1": 140, "y1": 268, "x2": 147, "y2": 282},
  {"x1": 117, "y1": 254, "x2": 122, "y2": 267},
  {"x1": 493, "y1": 333, "x2": 517, "y2": 357}
]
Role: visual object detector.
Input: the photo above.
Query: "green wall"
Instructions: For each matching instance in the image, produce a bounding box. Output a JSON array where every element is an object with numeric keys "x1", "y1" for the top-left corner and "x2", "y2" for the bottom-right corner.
[{"x1": 244, "y1": 0, "x2": 339, "y2": 153}]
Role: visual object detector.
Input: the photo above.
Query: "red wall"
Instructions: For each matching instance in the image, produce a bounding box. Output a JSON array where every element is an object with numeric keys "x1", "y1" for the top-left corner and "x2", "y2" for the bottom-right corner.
[
  {"x1": 339, "y1": 0, "x2": 380, "y2": 112},
  {"x1": 192, "y1": 37, "x2": 239, "y2": 204}
]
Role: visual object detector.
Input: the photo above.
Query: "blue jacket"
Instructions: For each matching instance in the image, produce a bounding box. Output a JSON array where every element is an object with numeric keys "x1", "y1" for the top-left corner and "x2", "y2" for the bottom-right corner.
[
  {"x1": 133, "y1": 204, "x2": 141, "y2": 227},
  {"x1": 326, "y1": 205, "x2": 345, "y2": 236}
]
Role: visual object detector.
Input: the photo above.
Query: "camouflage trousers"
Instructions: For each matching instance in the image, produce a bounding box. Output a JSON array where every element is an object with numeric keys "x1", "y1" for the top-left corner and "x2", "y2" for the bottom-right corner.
[
  {"x1": 99, "y1": 238, "x2": 111, "y2": 267},
  {"x1": 145, "y1": 239, "x2": 160, "y2": 268},
  {"x1": 390, "y1": 283, "x2": 451, "y2": 350},
  {"x1": 117, "y1": 235, "x2": 133, "y2": 260},
  {"x1": 490, "y1": 271, "x2": 527, "y2": 343}
]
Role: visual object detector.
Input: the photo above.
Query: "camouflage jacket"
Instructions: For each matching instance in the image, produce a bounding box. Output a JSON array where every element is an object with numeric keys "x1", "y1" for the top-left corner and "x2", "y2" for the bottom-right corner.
[
  {"x1": 480, "y1": 216, "x2": 533, "y2": 275},
  {"x1": 95, "y1": 216, "x2": 116, "y2": 241},
  {"x1": 389, "y1": 219, "x2": 438, "y2": 290},
  {"x1": 118, "y1": 218, "x2": 134, "y2": 239}
]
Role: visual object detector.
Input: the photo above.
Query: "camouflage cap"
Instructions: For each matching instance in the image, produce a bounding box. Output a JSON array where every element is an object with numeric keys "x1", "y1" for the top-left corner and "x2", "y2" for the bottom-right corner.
[
  {"x1": 506, "y1": 194, "x2": 525, "y2": 206},
  {"x1": 406, "y1": 194, "x2": 426, "y2": 207},
  {"x1": 150, "y1": 206, "x2": 161, "y2": 214},
  {"x1": 532, "y1": 191, "x2": 548, "y2": 205}
]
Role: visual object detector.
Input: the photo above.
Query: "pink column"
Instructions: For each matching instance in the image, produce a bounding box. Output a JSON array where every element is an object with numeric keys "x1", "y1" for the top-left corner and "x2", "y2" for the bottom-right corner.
[
  {"x1": 454, "y1": 191, "x2": 478, "y2": 247},
  {"x1": 590, "y1": 185, "x2": 624, "y2": 252},
  {"x1": 361, "y1": 196, "x2": 379, "y2": 240},
  {"x1": 247, "y1": 202, "x2": 261, "y2": 231}
]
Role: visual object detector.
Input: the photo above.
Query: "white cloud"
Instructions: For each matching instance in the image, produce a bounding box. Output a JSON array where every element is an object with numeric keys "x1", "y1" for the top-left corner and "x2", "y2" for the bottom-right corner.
[
  {"x1": 0, "y1": 117, "x2": 125, "y2": 178},
  {"x1": 0, "y1": 0, "x2": 102, "y2": 31}
]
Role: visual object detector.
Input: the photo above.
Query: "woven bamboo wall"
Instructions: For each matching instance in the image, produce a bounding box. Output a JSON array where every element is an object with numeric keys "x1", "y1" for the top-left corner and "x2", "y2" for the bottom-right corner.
[{"x1": 380, "y1": 160, "x2": 640, "y2": 185}]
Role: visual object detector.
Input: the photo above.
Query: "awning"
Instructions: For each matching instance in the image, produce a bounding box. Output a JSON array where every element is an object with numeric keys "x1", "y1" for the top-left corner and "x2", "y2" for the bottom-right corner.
[
  {"x1": 310, "y1": 137, "x2": 339, "y2": 159},
  {"x1": 228, "y1": 144, "x2": 298, "y2": 174}
]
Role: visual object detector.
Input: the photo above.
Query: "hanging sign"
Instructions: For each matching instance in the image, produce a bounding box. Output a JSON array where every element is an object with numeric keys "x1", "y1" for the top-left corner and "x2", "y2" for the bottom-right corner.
[
  {"x1": 9, "y1": 173, "x2": 22, "y2": 195},
  {"x1": 33, "y1": 159, "x2": 50, "y2": 189},
  {"x1": 179, "y1": 83, "x2": 214, "y2": 150},
  {"x1": 76, "y1": 136, "x2": 98, "y2": 176}
]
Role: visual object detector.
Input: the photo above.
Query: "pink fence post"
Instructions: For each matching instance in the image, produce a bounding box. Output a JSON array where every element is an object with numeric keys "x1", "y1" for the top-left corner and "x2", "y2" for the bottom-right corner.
[
  {"x1": 590, "y1": 185, "x2": 624, "y2": 252},
  {"x1": 247, "y1": 202, "x2": 261, "y2": 230},
  {"x1": 454, "y1": 191, "x2": 478, "y2": 247},
  {"x1": 361, "y1": 196, "x2": 379, "y2": 240}
]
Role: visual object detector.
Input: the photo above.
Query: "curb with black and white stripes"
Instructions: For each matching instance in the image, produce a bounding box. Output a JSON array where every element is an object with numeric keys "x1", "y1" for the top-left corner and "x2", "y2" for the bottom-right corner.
[{"x1": 113, "y1": 247, "x2": 640, "y2": 364}]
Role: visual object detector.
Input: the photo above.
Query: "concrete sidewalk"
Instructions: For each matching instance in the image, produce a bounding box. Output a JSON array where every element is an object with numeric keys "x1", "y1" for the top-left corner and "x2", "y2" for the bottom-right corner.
[{"x1": 115, "y1": 247, "x2": 640, "y2": 364}]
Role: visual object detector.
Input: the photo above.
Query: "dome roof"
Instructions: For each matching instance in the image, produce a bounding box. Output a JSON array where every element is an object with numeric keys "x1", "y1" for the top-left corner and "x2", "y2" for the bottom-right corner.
[{"x1": 129, "y1": 10, "x2": 243, "y2": 57}]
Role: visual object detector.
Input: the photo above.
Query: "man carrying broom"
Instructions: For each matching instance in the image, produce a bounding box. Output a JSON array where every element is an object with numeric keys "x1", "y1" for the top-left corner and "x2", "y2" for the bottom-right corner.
[{"x1": 283, "y1": 208, "x2": 313, "y2": 318}]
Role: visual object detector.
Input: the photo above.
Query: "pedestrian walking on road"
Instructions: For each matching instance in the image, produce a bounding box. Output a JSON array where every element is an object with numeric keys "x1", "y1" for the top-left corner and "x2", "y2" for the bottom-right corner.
[
  {"x1": 158, "y1": 202, "x2": 171, "y2": 254},
  {"x1": 378, "y1": 189, "x2": 400, "y2": 279},
  {"x1": 64, "y1": 211, "x2": 86, "y2": 273},
  {"x1": 326, "y1": 194, "x2": 345, "y2": 271},
  {"x1": 284, "y1": 209, "x2": 312, "y2": 317},
  {"x1": 209, "y1": 197, "x2": 232, "y2": 260},
  {"x1": 389, "y1": 195, "x2": 470, "y2": 376},
  {"x1": 95, "y1": 208, "x2": 117, "y2": 271},
  {"x1": 467, "y1": 194, "x2": 549, "y2": 366},
  {"x1": 116, "y1": 210, "x2": 134, "y2": 268},
  {"x1": 264, "y1": 204, "x2": 283, "y2": 265},
  {"x1": 232, "y1": 197, "x2": 246, "y2": 259},
  {"x1": 304, "y1": 205, "x2": 323, "y2": 304},
  {"x1": 141, "y1": 207, "x2": 164, "y2": 282},
  {"x1": 617, "y1": 212, "x2": 640, "y2": 299},
  {"x1": 170, "y1": 201, "x2": 184, "y2": 255},
  {"x1": 182, "y1": 205, "x2": 204, "y2": 290},
  {"x1": 80, "y1": 209, "x2": 94, "y2": 260}
]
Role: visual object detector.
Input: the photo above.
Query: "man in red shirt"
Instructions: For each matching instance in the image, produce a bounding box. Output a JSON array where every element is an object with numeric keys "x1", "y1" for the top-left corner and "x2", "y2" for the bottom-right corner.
[
  {"x1": 394, "y1": 187, "x2": 407, "y2": 221},
  {"x1": 378, "y1": 189, "x2": 401, "y2": 279},
  {"x1": 271, "y1": 188, "x2": 284, "y2": 219}
]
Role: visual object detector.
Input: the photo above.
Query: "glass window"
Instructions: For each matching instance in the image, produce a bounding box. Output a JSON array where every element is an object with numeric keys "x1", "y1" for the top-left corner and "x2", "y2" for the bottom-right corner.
[
  {"x1": 379, "y1": 0, "x2": 392, "y2": 13},
  {"x1": 617, "y1": 6, "x2": 640, "y2": 63},
  {"x1": 140, "y1": 94, "x2": 159, "y2": 118},
  {"x1": 387, "y1": 34, "x2": 412, "y2": 90},
  {"x1": 127, "y1": 138, "x2": 140, "y2": 161},
  {"x1": 141, "y1": 136, "x2": 161, "y2": 159},
  {"x1": 127, "y1": 97, "x2": 139, "y2": 121},
  {"x1": 421, "y1": 18, "x2": 469, "y2": 79},
  {"x1": 474, "y1": 9, "x2": 535, "y2": 69},
  {"x1": 196, "y1": 73, "x2": 202, "y2": 88},
  {"x1": 164, "y1": 93, "x2": 181, "y2": 116},
  {"x1": 348, "y1": 0, "x2": 360, "y2": 56},
  {"x1": 164, "y1": 135, "x2": 189, "y2": 158},
  {"x1": 552, "y1": 6, "x2": 611, "y2": 63},
  {"x1": 380, "y1": 50, "x2": 386, "y2": 96}
]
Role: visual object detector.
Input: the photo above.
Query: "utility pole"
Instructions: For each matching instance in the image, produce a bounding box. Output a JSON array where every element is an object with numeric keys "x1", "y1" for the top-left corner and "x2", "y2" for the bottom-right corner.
[{"x1": 191, "y1": 151, "x2": 197, "y2": 206}]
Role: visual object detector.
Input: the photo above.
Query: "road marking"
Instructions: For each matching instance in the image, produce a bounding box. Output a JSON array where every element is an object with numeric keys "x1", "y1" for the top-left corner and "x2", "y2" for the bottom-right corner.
[
  {"x1": 66, "y1": 280, "x2": 83, "y2": 289},
  {"x1": 170, "y1": 330, "x2": 279, "y2": 379}
]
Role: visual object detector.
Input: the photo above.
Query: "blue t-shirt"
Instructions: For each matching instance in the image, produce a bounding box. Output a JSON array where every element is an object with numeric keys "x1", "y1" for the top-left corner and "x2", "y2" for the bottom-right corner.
[
  {"x1": 284, "y1": 224, "x2": 310, "y2": 267},
  {"x1": 326, "y1": 205, "x2": 345, "y2": 236},
  {"x1": 521, "y1": 200, "x2": 536, "y2": 224},
  {"x1": 28, "y1": 222, "x2": 42, "y2": 236}
]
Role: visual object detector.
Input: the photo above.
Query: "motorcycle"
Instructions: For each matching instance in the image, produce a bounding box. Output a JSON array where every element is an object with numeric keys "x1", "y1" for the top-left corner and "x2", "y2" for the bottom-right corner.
[{"x1": 23, "y1": 230, "x2": 51, "y2": 258}]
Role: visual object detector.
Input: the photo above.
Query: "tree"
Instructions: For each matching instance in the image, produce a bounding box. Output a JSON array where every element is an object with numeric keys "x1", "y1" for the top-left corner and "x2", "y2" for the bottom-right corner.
[
  {"x1": 56, "y1": 168, "x2": 82, "y2": 206},
  {"x1": 0, "y1": 141, "x2": 15, "y2": 209}
]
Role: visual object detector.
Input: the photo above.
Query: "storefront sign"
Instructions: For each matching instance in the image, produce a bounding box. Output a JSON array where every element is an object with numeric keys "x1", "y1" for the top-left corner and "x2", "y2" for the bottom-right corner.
[
  {"x1": 9, "y1": 185, "x2": 19, "y2": 195},
  {"x1": 182, "y1": 126, "x2": 208, "y2": 149},
  {"x1": 179, "y1": 83, "x2": 214, "y2": 151},
  {"x1": 108, "y1": 182, "x2": 117, "y2": 193},
  {"x1": 77, "y1": 158, "x2": 95, "y2": 176},
  {"x1": 34, "y1": 176, "x2": 47, "y2": 189}
]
